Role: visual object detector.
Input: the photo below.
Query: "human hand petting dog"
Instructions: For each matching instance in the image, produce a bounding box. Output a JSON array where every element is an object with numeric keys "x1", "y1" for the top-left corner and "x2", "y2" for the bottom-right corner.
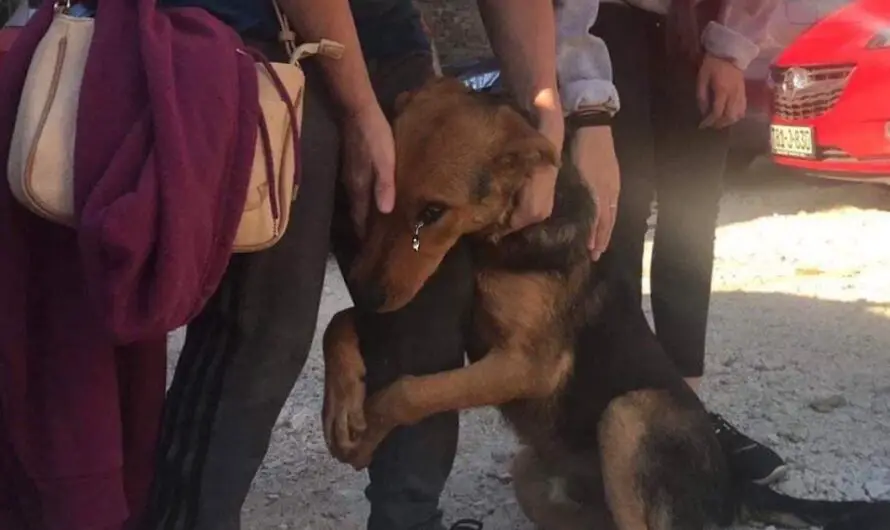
[
  {"x1": 507, "y1": 105, "x2": 565, "y2": 232},
  {"x1": 341, "y1": 101, "x2": 397, "y2": 237},
  {"x1": 697, "y1": 53, "x2": 747, "y2": 129},
  {"x1": 572, "y1": 126, "x2": 620, "y2": 261}
]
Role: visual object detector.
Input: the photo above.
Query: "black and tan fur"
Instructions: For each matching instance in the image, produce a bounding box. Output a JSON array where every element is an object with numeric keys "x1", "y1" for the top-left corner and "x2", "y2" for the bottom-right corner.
[{"x1": 322, "y1": 78, "x2": 890, "y2": 530}]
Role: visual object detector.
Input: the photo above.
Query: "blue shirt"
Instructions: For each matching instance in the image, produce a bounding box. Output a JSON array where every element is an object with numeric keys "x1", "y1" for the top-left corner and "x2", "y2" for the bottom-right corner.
[{"x1": 158, "y1": 0, "x2": 430, "y2": 60}]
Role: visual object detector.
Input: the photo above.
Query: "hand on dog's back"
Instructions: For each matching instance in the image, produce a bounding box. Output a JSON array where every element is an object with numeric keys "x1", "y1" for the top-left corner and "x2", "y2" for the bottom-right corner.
[
  {"x1": 508, "y1": 164, "x2": 560, "y2": 232},
  {"x1": 506, "y1": 95, "x2": 565, "y2": 234}
]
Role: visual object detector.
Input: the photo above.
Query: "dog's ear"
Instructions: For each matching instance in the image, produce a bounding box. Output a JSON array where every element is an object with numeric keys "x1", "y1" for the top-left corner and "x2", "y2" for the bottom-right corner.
[
  {"x1": 493, "y1": 109, "x2": 560, "y2": 174},
  {"x1": 497, "y1": 135, "x2": 560, "y2": 172}
]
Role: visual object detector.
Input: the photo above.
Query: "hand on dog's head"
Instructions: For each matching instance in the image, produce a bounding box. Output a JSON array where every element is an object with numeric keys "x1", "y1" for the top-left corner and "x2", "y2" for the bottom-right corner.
[{"x1": 348, "y1": 77, "x2": 559, "y2": 313}]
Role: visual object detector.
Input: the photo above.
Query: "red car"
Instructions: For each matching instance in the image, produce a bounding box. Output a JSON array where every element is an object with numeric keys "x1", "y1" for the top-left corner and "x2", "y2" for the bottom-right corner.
[
  {"x1": 730, "y1": 0, "x2": 853, "y2": 169},
  {"x1": 770, "y1": 0, "x2": 890, "y2": 181}
]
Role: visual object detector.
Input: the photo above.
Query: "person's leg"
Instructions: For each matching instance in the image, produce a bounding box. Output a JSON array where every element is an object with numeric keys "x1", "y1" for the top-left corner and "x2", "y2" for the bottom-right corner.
[
  {"x1": 142, "y1": 61, "x2": 340, "y2": 530},
  {"x1": 591, "y1": 5, "x2": 659, "y2": 296},
  {"x1": 649, "y1": 30, "x2": 787, "y2": 485},
  {"x1": 330, "y1": 51, "x2": 473, "y2": 530}
]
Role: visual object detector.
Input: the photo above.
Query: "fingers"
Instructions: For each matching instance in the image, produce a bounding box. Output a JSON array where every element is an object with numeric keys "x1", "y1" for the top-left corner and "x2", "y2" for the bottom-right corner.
[
  {"x1": 700, "y1": 87, "x2": 728, "y2": 129},
  {"x1": 704, "y1": 88, "x2": 746, "y2": 129},
  {"x1": 372, "y1": 141, "x2": 396, "y2": 216},
  {"x1": 588, "y1": 211, "x2": 601, "y2": 259},
  {"x1": 718, "y1": 89, "x2": 746, "y2": 129},
  {"x1": 507, "y1": 192, "x2": 551, "y2": 233},
  {"x1": 697, "y1": 65, "x2": 711, "y2": 116},
  {"x1": 373, "y1": 166, "x2": 396, "y2": 216},
  {"x1": 506, "y1": 166, "x2": 558, "y2": 234},
  {"x1": 587, "y1": 187, "x2": 618, "y2": 261},
  {"x1": 590, "y1": 202, "x2": 617, "y2": 261},
  {"x1": 345, "y1": 164, "x2": 372, "y2": 238}
]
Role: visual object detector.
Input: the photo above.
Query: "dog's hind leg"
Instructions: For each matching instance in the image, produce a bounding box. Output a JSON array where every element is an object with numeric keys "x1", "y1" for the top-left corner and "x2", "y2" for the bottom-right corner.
[
  {"x1": 598, "y1": 390, "x2": 729, "y2": 530},
  {"x1": 598, "y1": 391, "x2": 658, "y2": 530}
]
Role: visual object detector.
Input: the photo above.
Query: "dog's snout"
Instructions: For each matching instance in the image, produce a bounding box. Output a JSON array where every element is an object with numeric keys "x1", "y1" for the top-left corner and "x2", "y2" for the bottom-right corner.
[{"x1": 353, "y1": 283, "x2": 387, "y2": 312}]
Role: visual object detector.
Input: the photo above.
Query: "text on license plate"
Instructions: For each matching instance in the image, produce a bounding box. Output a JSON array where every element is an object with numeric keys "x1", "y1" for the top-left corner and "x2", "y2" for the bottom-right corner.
[{"x1": 770, "y1": 125, "x2": 815, "y2": 158}]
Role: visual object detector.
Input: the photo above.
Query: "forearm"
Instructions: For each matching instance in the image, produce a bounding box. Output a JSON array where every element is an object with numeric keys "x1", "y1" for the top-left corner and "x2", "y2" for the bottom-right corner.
[
  {"x1": 278, "y1": 0, "x2": 377, "y2": 116},
  {"x1": 702, "y1": 0, "x2": 781, "y2": 70},
  {"x1": 477, "y1": 0, "x2": 564, "y2": 148}
]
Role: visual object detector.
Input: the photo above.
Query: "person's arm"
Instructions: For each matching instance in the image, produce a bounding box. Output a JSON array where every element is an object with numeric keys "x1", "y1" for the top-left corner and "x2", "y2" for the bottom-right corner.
[
  {"x1": 701, "y1": 0, "x2": 782, "y2": 71},
  {"x1": 277, "y1": 0, "x2": 377, "y2": 116},
  {"x1": 477, "y1": 0, "x2": 565, "y2": 151},
  {"x1": 278, "y1": 0, "x2": 397, "y2": 234},
  {"x1": 555, "y1": 0, "x2": 620, "y2": 117},
  {"x1": 554, "y1": 0, "x2": 621, "y2": 260}
]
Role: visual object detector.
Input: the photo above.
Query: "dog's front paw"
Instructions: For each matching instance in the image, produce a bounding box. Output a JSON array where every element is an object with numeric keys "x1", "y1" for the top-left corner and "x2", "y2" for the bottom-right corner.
[
  {"x1": 322, "y1": 368, "x2": 367, "y2": 462},
  {"x1": 341, "y1": 378, "x2": 419, "y2": 470}
]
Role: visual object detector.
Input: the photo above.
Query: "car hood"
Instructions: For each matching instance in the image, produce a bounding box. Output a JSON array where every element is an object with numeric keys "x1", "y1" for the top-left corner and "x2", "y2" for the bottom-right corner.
[{"x1": 776, "y1": 0, "x2": 890, "y2": 66}]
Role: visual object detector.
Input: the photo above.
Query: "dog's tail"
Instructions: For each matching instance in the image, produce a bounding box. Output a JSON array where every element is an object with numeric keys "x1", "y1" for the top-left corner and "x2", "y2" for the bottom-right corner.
[{"x1": 738, "y1": 481, "x2": 890, "y2": 530}]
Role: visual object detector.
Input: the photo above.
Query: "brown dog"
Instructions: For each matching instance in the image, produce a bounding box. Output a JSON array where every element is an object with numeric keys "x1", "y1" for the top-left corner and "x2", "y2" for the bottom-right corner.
[{"x1": 322, "y1": 78, "x2": 890, "y2": 530}]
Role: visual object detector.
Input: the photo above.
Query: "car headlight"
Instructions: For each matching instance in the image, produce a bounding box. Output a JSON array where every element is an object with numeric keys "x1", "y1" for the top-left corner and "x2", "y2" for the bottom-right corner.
[{"x1": 867, "y1": 30, "x2": 890, "y2": 49}]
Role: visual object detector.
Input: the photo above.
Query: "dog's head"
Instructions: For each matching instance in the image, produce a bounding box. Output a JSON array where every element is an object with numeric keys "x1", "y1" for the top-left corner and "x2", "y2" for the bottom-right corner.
[{"x1": 349, "y1": 77, "x2": 559, "y2": 313}]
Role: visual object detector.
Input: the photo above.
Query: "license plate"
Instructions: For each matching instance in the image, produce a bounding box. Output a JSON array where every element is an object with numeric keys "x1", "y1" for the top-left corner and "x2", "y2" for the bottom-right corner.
[{"x1": 771, "y1": 124, "x2": 815, "y2": 158}]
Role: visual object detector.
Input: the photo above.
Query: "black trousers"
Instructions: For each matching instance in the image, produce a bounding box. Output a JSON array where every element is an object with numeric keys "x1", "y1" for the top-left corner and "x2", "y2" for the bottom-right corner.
[
  {"x1": 143, "y1": 51, "x2": 471, "y2": 530},
  {"x1": 594, "y1": 4, "x2": 729, "y2": 378}
]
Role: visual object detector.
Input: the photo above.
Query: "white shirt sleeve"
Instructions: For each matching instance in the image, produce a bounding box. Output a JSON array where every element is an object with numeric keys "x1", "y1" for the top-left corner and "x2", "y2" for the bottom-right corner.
[
  {"x1": 701, "y1": 0, "x2": 783, "y2": 71},
  {"x1": 555, "y1": 0, "x2": 621, "y2": 116}
]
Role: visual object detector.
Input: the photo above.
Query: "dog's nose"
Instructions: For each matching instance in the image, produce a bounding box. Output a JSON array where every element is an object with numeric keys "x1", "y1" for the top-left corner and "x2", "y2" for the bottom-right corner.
[{"x1": 353, "y1": 283, "x2": 387, "y2": 312}]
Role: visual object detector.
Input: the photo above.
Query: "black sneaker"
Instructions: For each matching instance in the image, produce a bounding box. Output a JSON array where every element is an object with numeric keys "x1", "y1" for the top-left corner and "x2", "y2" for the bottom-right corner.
[
  {"x1": 449, "y1": 519, "x2": 483, "y2": 530},
  {"x1": 710, "y1": 412, "x2": 789, "y2": 485}
]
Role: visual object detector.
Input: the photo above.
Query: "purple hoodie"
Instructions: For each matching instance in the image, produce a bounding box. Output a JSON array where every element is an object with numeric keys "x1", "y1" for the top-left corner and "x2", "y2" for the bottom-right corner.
[{"x1": 0, "y1": 0, "x2": 259, "y2": 526}]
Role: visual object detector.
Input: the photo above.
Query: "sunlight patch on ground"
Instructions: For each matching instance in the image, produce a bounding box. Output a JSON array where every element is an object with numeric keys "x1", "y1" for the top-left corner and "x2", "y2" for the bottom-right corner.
[{"x1": 642, "y1": 205, "x2": 890, "y2": 306}]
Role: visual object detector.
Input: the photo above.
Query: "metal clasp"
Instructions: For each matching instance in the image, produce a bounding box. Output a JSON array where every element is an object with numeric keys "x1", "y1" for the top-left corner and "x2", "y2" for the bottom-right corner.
[{"x1": 411, "y1": 221, "x2": 425, "y2": 252}]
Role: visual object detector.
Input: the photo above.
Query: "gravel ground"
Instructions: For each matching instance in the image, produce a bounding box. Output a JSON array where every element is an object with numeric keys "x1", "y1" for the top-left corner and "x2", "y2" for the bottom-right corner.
[{"x1": 166, "y1": 162, "x2": 890, "y2": 529}]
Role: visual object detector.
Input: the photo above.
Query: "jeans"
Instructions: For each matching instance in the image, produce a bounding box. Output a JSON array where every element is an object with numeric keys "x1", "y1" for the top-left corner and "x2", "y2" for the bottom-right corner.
[
  {"x1": 594, "y1": 4, "x2": 729, "y2": 378},
  {"x1": 142, "y1": 50, "x2": 471, "y2": 530}
]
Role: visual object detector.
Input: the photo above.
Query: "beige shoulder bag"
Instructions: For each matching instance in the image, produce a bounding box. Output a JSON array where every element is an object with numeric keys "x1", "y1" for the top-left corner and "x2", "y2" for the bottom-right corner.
[
  {"x1": 233, "y1": 3, "x2": 343, "y2": 252},
  {"x1": 6, "y1": 1, "x2": 343, "y2": 252},
  {"x1": 7, "y1": 7, "x2": 91, "y2": 226}
]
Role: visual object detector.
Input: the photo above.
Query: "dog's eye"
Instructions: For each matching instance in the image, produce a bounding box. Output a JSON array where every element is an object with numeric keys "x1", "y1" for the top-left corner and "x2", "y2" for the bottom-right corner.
[{"x1": 418, "y1": 203, "x2": 448, "y2": 225}]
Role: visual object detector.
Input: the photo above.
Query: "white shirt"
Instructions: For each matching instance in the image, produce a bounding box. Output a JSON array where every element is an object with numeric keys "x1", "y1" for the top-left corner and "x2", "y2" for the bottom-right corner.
[{"x1": 556, "y1": 0, "x2": 782, "y2": 115}]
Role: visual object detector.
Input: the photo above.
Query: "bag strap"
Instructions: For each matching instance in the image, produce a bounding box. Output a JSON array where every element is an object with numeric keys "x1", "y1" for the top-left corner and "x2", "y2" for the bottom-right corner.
[{"x1": 270, "y1": 1, "x2": 345, "y2": 63}]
